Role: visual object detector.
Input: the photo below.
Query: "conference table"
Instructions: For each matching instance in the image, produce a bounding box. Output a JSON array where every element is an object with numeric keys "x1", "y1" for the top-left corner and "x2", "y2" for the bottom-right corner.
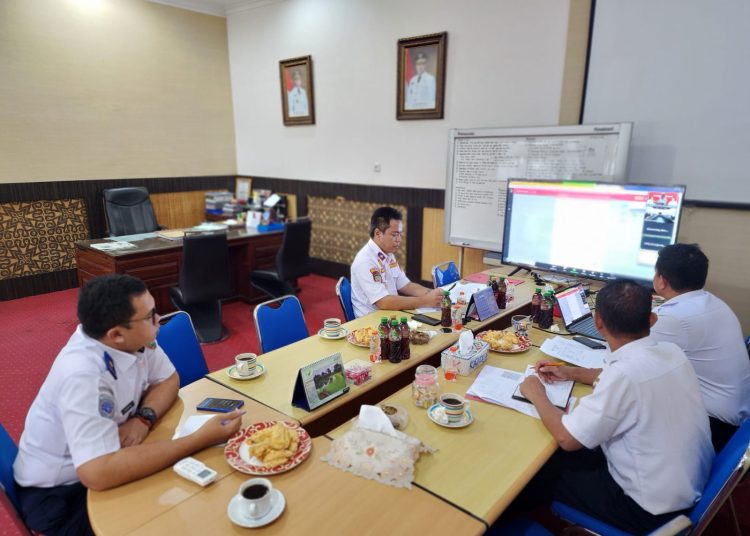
[
  {"x1": 87, "y1": 379, "x2": 486, "y2": 535},
  {"x1": 75, "y1": 227, "x2": 283, "y2": 313},
  {"x1": 207, "y1": 268, "x2": 536, "y2": 436}
]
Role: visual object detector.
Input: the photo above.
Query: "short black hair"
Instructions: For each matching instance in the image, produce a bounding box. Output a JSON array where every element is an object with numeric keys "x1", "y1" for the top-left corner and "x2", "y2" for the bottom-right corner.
[
  {"x1": 655, "y1": 243, "x2": 708, "y2": 292},
  {"x1": 78, "y1": 274, "x2": 147, "y2": 339},
  {"x1": 370, "y1": 206, "x2": 402, "y2": 238},
  {"x1": 595, "y1": 279, "x2": 652, "y2": 337}
]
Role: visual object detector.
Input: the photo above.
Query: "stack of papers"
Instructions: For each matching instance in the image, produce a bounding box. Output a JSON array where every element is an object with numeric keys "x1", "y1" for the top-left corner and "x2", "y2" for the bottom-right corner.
[{"x1": 539, "y1": 336, "x2": 607, "y2": 369}]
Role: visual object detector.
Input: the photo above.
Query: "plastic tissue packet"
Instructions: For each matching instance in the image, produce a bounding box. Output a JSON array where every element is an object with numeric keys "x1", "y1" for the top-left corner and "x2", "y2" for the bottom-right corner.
[{"x1": 322, "y1": 405, "x2": 433, "y2": 488}]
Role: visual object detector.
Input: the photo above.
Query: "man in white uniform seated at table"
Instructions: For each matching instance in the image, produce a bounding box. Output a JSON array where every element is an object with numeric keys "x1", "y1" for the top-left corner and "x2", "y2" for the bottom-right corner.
[
  {"x1": 351, "y1": 206, "x2": 442, "y2": 318},
  {"x1": 651, "y1": 243, "x2": 750, "y2": 452},
  {"x1": 507, "y1": 280, "x2": 713, "y2": 534},
  {"x1": 13, "y1": 274, "x2": 243, "y2": 536}
]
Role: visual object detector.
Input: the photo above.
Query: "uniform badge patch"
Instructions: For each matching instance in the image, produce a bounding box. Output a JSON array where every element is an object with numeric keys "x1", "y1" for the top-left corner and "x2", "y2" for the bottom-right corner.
[
  {"x1": 389, "y1": 261, "x2": 398, "y2": 269},
  {"x1": 103, "y1": 351, "x2": 117, "y2": 380},
  {"x1": 99, "y1": 394, "x2": 115, "y2": 418},
  {"x1": 370, "y1": 268, "x2": 382, "y2": 283}
]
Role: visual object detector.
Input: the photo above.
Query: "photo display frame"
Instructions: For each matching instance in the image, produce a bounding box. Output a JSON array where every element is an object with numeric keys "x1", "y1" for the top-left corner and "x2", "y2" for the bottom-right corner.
[
  {"x1": 292, "y1": 352, "x2": 349, "y2": 411},
  {"x1": 279, "y1": 55, "x2": 315, "y2": 126},
  {"x1": 397, "y1": 32, "x2": 447, "y2": 120}
]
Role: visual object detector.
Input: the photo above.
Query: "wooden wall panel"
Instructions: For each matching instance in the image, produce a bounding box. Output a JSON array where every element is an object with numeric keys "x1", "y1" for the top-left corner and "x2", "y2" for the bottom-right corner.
[{"x1": 151, "y1": 191, "x2": 211, "y2": 229}]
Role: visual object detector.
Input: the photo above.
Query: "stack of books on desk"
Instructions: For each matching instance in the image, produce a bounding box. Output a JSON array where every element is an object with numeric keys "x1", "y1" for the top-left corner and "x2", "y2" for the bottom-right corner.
[{"x1": 205, "y1": 191, "x2": 233, "y2": 214}]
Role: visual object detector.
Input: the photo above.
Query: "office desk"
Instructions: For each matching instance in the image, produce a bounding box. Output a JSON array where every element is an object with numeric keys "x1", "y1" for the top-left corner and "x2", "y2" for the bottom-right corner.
[
  {"x1": 87, "y1": 378, "x2": 292, "y2": 536},
  {"x1": 88, "y1": 380, "x2": 486, "y2": 535},
  {"x1": 75, "y1": 228, "x2": 282, "y2": 313},
  {"x1": 327, "y1": 327, "x2": 592, "y2": 525}
]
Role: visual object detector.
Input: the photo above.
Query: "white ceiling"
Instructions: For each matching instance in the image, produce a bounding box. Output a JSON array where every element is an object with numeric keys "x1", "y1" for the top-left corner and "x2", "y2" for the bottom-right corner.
[{"x1": 148, "y1": 0, "x2": 281, "y2": 17}]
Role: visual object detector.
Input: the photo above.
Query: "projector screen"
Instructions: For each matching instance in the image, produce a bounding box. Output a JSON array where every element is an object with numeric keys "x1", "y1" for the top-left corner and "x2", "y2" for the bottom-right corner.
[{"x1": 501, "y1": 180, "x2": 686, "y2": 283}]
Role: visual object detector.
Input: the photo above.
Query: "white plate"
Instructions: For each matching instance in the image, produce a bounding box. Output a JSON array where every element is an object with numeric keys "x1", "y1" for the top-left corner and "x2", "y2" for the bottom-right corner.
[
  {"x1": 317, "y1": 327, "x2": 349, "y2": 340},
  {"x1": 228, "y1": 489, "x2": 285, "y2": 528},
  {"x1": 227, "y1": 363, "x2": 266, "y2": 381},
  {"x1": 427, "y1": 403, "x2": 474, "y2": 428}
]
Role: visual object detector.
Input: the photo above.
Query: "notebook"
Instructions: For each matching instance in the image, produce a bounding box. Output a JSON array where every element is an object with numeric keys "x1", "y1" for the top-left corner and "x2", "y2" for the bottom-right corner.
[
  {"x1": 512, "y1": 364, "x2": 574, "y2": 409},
  {"x1": 555, "y1": 285, "x2": 605, "y2": 341}
]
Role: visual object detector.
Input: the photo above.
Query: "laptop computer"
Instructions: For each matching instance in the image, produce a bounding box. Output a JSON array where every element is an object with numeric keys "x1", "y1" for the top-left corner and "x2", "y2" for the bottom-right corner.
[{"x1": 555, "y1": 285, "x2": 605, "y2": 341}]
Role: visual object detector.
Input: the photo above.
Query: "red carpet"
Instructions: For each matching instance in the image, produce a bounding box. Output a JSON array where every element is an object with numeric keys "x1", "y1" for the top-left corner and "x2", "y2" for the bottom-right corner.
[{"x1": 0, "y1": 274, "x2": 342, "y2": 443}]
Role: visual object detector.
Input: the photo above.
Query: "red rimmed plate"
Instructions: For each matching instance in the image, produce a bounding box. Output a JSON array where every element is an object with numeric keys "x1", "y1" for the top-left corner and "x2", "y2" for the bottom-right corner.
[
  {"x1": 476, "y1": 330, "x2": 531, "y2": 353},
  {"x1": 346, "y1": 329, "x2": 371, "y2": 348},
  {"x1": 224, "y1": 421, "x2": 312, "y2": 475}
]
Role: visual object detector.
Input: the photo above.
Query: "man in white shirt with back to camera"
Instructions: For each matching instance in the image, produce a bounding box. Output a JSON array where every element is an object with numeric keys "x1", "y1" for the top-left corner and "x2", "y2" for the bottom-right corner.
[
  {"x1": 351, "y1": 206, "x2": 442, "y2": 318},
  {"x1": 13, "y1": 274, "x2": 243, "y2": 535},
  {"x1": 504, "y1": 279, "x2": 713, "y2": 535},
  {"x1": 651, "y1": 243, "x2": 750, "y2": 452}
]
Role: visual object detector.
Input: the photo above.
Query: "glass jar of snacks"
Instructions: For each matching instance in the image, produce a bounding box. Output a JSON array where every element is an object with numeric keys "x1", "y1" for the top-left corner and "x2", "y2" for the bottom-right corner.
[{"x1": 412, "y1": 364, "x2": 439, "y2": 408}]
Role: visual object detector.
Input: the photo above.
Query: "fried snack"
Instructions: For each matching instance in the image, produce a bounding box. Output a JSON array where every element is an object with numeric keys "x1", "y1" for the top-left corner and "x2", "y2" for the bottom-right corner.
[
  {"x1": 482, "y1": 329, "x2": 520, "y2": 351},
  {"x1": 410, "y1": 330, "x2": 430, "y2": 345},
  {"x1": 245, "y1": 422, "x2": 300, "y2": 467},
  {"x1": 352, "y1": 327, "x2": 373, "y2": 345}
]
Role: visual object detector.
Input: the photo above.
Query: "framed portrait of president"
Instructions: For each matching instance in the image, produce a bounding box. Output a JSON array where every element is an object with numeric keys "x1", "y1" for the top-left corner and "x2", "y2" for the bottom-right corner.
[
  {"x1": 397, "y1": 32, "x2": 447, "y2": 120},
  {"x1": 279, "y1": 55, "x2": 315, "y2": 126}
]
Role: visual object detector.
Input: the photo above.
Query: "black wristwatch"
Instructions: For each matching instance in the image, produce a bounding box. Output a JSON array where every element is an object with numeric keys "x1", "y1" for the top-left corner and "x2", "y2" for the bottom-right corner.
[{"x1": 135, "y1": 407, "x2": 157, "y2": 429}]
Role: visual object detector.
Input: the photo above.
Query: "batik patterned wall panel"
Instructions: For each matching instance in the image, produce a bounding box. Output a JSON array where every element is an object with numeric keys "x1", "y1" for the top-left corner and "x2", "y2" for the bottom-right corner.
[
  {"x1": 0, "y1": 199, "x2": 89, "y2": 280},
  {"x1": 307, "y1": 197, "x2": 408, "y2": 271}
]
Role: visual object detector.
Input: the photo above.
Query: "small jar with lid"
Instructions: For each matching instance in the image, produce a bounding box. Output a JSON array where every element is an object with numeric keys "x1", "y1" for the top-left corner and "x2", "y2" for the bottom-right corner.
[{"x1": 412, "y1": 364, "x2": 439, "y2": 408}]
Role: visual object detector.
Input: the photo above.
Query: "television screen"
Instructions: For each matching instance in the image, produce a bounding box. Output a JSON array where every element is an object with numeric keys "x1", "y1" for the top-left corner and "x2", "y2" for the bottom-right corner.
[{"x1": 501, "y1": 180, "x2": 686, "y2": 283}]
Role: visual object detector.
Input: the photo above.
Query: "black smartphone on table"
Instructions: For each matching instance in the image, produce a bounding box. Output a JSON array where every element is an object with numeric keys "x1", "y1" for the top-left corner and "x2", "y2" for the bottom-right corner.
[{"x1": 196, "y1": 397, "x2": 245, "y2": 413}]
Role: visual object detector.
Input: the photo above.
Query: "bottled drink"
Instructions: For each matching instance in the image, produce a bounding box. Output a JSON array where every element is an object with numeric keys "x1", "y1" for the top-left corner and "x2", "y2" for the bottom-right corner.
[
  {"x1": 497, "y1": 276, "x2": 507, "y2": 309},
  {"x1": 368, "y1": 330, "x2": 381, "y2": 363},
  {"x1": 399, "y1": 317, "x2": 411, "y2": 360},
  {"x1": 539, "y1": 293, "x2": 553, "y2": 329},
  {"x1": 452, "y1": 304, "x2": 463, "y2": 331},
  {"x1": 378, "y1": 317, "x2": 390, "y2": 361},
  {"x1": 440, "y1": 291, "x2": 452, "y2": 327},
  {"x1": 457, "y1": 291, "x2": 468, "y2": 319},
  {"x1": 490, "y1": 275, "x2": 499, "y2": 302},
  {"x1": 388, "y1": 319, "x2": 402, "y2": 363},
  {"x1": 530, "y1": 288, "x2": 543, "y2": 322},
  {"x1": 444, "y1": 346, "x2": 459, "y2": 381}
]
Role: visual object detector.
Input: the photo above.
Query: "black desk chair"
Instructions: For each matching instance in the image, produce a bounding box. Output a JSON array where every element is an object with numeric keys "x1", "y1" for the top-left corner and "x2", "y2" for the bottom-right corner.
[
  {"x1": 249, "y1": 218, "x2": 312, "y2": 300},
  {"x1": 103, "y1": 186, "x2": 160, "y2": 237},
  {"x1": 170, "y1": 231, "x2": 231, "y2": 343}
]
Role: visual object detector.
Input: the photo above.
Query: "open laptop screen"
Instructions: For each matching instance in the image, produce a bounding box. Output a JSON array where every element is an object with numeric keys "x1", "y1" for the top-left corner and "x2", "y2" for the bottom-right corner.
[{"x1": 555, "y1": 285, "x2": 591, "y2": 326}]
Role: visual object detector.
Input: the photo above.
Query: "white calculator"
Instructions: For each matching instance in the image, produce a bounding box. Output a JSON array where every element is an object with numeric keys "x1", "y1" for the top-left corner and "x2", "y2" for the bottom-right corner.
[{"x1": 173, "y1": 457, "x2": 218, "y2": 486}]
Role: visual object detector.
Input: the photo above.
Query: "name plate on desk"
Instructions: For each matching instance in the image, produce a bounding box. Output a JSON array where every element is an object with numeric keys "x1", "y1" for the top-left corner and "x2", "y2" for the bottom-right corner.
[
  {"x1": 292, "y1": 352, "x2": 349, "y2": 411},
  {"x1": 464, "y1": 286, "x2": 500, "y2": 323}
]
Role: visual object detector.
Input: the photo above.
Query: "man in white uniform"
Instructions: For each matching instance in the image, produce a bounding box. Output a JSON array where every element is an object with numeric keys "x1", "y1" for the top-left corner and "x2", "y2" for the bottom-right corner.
[
  {"x1": 404, "y1": 52, "x2": 436, "y2": 110},
  {"x1": 651, "y1": 243, "x2": 750, "y2": 451},
  {"x1": 351, "y1": 206, "x2": 442, "y2": 318},
  {"x1": 507, "y1": 280, "x2": 713, "y2": 534},
  {"x1": 13, "y1": 274, "x2": 243, "y2": 535},
  {"x1": 287, "y1": 69, "x2": 309, "y2": 117}
]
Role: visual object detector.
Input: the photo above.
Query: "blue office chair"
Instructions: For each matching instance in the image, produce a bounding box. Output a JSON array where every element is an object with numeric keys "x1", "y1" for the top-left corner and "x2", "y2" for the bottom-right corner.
[
  {"x1": 335, "y1": 277, "x2": 356, "y2": 322},
  {"x1": 157, "y1": 311, "x2": 209, "y2": 387},
  {"x1": 552, "y1": 417, "x2": 750, "y2": 536},
  {"x1": 0, "y1": 423, "x2": 20, "y2": 513},
  {"x1": 487, "y1": 517, "x2": 553, "y2": 535},
  {"x1": 432, "y1": 260, "x2": 460, "y2": 288},
  {"x1": 253, "y1": 295, "x2": 308, "y2": 354}
]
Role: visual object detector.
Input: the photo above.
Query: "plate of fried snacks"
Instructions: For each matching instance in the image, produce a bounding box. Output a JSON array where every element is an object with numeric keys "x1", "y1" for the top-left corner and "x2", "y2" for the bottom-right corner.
[
  {"x1": 475, "y1": 329, "x2": 531, "y2": 353},
  {"x1": 346, "y1": 327, "x2": 373, "y2": 348},
  {"x1": 225, "y1": 421, "x2": 312, "y2": 475}
]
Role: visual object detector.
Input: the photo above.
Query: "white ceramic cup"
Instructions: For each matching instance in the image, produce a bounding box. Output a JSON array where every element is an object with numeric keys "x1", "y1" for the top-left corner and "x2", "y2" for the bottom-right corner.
[
  {"x1": 439, "y1": 393, "x2": 467, "y2": 424},
  {"x1": 235, "y1": 353, "x2": 257, "y2": 377},
  {"x1": 238, "y1": 478, "x2": 274, "y2": 519}
]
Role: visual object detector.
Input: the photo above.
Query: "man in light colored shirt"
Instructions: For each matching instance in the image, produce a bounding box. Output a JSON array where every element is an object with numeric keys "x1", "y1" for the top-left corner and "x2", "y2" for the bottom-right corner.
[
  {"x1": 404, "y1": 52, "x2": 436, "y2": 110},
  {"x1": 13, "y1": 275, "x2": 243, "y2": 535},
  {"x1": 651, "y1": 243, "x2": 750, "y2": 451},
  {"x1": 287, "y1": 69, "x2": 309, "y2": 117},
  {"x1": 506, "y1": 280, "x2": 713, "y2": 534},
  {"x1": 350, "y1": 206, "x2": 442, "y2": 317}
]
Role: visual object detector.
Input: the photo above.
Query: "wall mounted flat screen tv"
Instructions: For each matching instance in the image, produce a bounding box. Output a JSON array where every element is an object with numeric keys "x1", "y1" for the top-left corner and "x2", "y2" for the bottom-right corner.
[{"x1": 501, "y1": 180, "x2": 686, "y2": 284}]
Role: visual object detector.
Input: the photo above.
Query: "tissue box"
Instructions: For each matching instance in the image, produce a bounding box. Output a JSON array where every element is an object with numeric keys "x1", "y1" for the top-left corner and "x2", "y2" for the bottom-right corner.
[{"x1": 440, "y1": 340, "x2": 490, "y2": 376}]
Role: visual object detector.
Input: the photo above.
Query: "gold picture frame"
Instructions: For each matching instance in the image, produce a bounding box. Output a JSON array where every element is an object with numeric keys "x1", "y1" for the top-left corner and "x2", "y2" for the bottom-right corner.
[
  {"x1": 235, "y1": 177, "x2": 252, "y2": 202},
  {"x1": 397, "y1": 32, "x2": 447, "y2": 120},
  {"x1": 279, "y1": 56, "x2": 315, "y2": 126}
]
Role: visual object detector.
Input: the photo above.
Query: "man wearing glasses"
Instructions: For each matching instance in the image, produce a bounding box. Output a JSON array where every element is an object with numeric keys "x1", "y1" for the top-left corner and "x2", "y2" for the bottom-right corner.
[{"x1": 13, "y1": 274, "x2": 243, "y2": 535}]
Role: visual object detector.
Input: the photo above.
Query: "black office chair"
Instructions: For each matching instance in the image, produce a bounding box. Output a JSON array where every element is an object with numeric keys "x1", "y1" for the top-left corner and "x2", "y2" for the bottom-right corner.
[
  {"x1": 103, "y1": 186, "x2": 160, "y2": 237},
  {"x1": 170, "y1": 231, "x2": 232, "y2": 343},
  {"x1": 249, "y1": 218, "x2": 312, "y2": 300}
]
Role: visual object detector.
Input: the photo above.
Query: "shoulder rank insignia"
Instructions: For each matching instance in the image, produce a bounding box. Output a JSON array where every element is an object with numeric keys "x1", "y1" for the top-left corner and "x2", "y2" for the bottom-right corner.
[{"x1": 104, "y1": 351, "x2": 117, "y2": 380}]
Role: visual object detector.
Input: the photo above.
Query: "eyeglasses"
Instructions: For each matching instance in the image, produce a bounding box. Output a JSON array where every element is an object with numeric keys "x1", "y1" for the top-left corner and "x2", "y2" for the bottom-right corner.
[{"x1": 123, "y1": 307, "x2": 158, "y2": 327}]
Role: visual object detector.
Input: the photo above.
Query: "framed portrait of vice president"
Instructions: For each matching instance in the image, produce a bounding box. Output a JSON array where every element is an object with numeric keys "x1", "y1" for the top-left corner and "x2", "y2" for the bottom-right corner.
[
  {"x1": 397, "y1": 32, "x2": 447, "y2": 120},
  {"x1": 279, "y1": 55, "x2": 315, "y2": 126}
]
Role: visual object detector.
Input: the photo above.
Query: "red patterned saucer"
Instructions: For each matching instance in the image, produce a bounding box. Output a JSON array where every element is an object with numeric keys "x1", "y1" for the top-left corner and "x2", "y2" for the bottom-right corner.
[{"x1": 224, "y1": 421, "x2": 311, "y2": 475}]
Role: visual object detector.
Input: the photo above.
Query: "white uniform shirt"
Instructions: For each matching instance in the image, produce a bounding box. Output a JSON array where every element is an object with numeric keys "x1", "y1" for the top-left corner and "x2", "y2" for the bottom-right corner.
[
  {"x1": 13, "y1": 325, "x2": 176, "y2": 488},
  {"x1": 288, "y1": 87, "x2": 309, "y2": 117},
  {"x1": 405, "y1": 71, "x2": 436, "y2": 110},
  {"x1": 351, "y1": 239, "x2": 410, "y2": 318},
  {"x1": 562, "y1": 337, "x2": 713, "y2": 515},
  {"x1": 652, "y1": 289, "x2": 750, "y2": 425}
]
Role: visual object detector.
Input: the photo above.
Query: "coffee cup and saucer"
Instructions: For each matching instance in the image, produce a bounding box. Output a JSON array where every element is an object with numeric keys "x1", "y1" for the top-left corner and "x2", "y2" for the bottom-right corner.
[
  {"x1": 228, "y1": 478, "x2": 285, "y2": 528},
  {"x1": 317, "y1": 318, "x2": 349, "y2": 340},
  {"x1": 227, "y1": 353, "x2": 266, "y2": 381},
  {"x1": 427, "y1": 393, "x2": 474, "y2": 428}
]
